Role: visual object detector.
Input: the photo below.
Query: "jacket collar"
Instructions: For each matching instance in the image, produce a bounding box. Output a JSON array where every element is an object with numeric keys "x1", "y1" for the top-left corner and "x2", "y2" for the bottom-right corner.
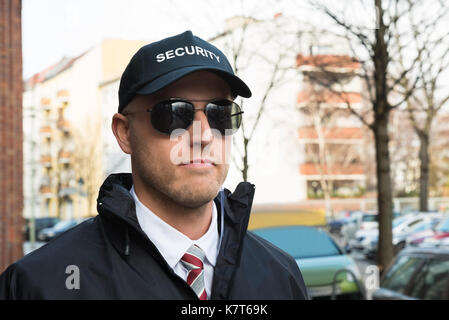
[
  {"x1": 97, "y1": 173, "x2": 255, "y2": 230},
  {"x1": 96, "y1": 173, "x2": 256, "y2": 299}
]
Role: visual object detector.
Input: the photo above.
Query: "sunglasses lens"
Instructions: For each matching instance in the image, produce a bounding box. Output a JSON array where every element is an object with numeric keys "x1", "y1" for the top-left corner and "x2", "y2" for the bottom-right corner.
[
  {"x1": 151, "y1": 101, "x2": 194, "y2": 134},
  {"x1": 206, "y1": 100, "x2": 242, "y2": 135},
  {"x1": 150, "y1": 99, "x2": 242, "y2": 135}
]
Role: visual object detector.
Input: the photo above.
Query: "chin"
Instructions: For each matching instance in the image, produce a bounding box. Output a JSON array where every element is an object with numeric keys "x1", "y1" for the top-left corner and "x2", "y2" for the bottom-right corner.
[{"x1": 171, "y1": 182, "x2": 220, "y2": 208}]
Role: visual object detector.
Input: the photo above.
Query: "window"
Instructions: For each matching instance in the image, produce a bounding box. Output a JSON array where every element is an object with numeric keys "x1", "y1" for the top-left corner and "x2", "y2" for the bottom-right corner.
[
  {"x1": 362, "y1": 214, "x2": 378, "y2": 222},
  {"x1": 409, "y1": 259, "x2": 449, "y2": 300},
  {"x1": 381, "y1": 255, "x2": 424, "y2": 294}
]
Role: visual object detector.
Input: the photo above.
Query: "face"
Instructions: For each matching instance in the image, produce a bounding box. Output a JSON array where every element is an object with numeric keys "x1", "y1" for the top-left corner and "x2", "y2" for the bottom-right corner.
[{"x1": 112, "y1": 71, "x2": 233, "y2": 208}]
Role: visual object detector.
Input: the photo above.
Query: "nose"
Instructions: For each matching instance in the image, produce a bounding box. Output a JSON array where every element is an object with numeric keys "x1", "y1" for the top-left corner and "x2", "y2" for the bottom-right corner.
[{"x1": 188, "y1": 104, "x2": 213, "y2": 149}]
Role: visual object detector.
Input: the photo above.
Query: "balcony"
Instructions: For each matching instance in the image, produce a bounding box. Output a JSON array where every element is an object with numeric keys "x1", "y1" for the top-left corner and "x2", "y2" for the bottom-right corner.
[
  {"x1": 40, "y1": 97, "x2": 52, "y2": 111},
  {"x1": 56, "y1": 89, "x2": 69, "y2": 105},
  {"x1": 297, "y1": 90, "x2": 362, "y2": 108},
  {"x1": 58, "y1": 184, "x2": 77, "y2": 197},
  {"x1": 296, "y1": 54, "x2": 360, "y2": 72},
  {"x1": 40, "y1": 155, "x2": 52, "y2": 167},
  {"x1": 57, "y1": 119, "x2": 71, "y2": 132},
  {"x1": 39, "y1": 125, "x2": 53, "y2": 138},
  {"x1": 298, "y1": 127, "x2": 364, "y2": 142},
  {"x1": 39, "y1": 185, "x2": 53, "y2": 198},
  {"x1": 58, "y1": 150, "x2": 72, "y2": 164},
  {"x1": 299, "y1": 163, "x2": 365, "y2": 177}
]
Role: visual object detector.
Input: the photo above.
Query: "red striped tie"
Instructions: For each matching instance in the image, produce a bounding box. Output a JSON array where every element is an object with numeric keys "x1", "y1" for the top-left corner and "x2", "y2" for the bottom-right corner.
[{"x1": 180, "y1": 244, "x2": 207, "y2": 300}]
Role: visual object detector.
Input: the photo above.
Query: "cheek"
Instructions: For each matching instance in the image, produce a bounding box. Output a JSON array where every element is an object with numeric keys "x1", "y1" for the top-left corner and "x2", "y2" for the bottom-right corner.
[{"x1": 130, "y1": 124, "x2": 175, "y2": 168}]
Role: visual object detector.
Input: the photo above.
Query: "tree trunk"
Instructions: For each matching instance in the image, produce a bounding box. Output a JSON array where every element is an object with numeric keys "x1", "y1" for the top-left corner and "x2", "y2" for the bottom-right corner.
[
  {"x1": 374, "y1": 114, "x2": 394, "y2": 272},
  {"x1": 242, "y1": 137, "x2": 249, "y2": 182},
  {"x1": 373, "y1": 0, "x2": 394, "y2": 272},
  {"x1": 418, "y1": 132, "x2": 430, "y2": 212}
]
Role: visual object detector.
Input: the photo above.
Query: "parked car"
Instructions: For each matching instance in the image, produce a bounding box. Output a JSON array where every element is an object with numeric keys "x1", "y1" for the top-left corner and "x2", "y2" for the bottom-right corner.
[
  {"x1": 37, "y1": 219, "x2": 83, "y2": 242},
  {"x1": 420, "y1": 216, "x2": 449, "y2": 246},
  {"x1": 407, "y1": 215, "x2": 447, "y2": 246},
  {"x1": 339, "y1": 211, "x2": 364, "y2": 242},
  {"x1": 328, "y1": 211, "x2": 363, "y2": 235},
  {"x1": 359, "y1": 211, "x2": 379, "y2": 230},
  {"x1": 24, "y1": 217, "x2": 60, "y2": 241},
  {"x1": 366, "y1": 215, "x2": 442, "y2": 259},
  {"x1": 349, "y1": 214, "x2": 410, "y2": 252},
  {"x1": 373, "y1": 246, "x2": 449, "y2": 300},
  {"x1": 252, "y1": 225, "x2": 365, "y2": 299},
  {"x1": 350, "y1": 213, "x2": 440, "y2": 259}
]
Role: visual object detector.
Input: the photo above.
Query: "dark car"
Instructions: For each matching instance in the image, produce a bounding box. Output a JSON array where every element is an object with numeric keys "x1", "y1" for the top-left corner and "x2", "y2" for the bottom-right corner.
[
  {"x1": 24, "y1": 217, "x2": 60, "y2": 241},
  {"x1": 373, "y1": 246, "x2": 449, "y2": 300},
  {"x1": 37, "y1": 219, "x2": 81, "y2": 242}
]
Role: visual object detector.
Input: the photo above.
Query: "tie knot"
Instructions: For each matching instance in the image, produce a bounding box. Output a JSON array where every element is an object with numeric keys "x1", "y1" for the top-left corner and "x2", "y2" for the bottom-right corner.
[{"x1": 181, "y1": 244, "x2": 205, "y2": 271}]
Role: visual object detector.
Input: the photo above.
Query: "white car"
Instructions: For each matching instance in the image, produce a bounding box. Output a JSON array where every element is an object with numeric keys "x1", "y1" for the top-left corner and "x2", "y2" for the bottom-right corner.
[
  {"x1": 350, "y1": 213, "x2": 442, "y2": 257},
  {"x1": 359, "y1": 212, "x2": 379, "y2": 231}
]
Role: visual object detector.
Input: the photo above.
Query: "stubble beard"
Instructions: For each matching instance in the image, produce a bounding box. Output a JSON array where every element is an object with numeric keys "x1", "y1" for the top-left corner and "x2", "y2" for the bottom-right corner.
[{"x1": 133, "y1": 152, "x2": 229, "y2": 209}]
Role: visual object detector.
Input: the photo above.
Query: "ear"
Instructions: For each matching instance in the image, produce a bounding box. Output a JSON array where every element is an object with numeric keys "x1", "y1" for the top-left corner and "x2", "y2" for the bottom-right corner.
[{"x1": 111, "y1": 113, "x2": 132, "y2": 154}]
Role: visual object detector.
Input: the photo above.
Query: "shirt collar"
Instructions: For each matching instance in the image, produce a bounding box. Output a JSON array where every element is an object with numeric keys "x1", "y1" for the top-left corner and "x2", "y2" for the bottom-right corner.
[{"x1": 130, "y1": 185, "x2": 218, "y2": 269}]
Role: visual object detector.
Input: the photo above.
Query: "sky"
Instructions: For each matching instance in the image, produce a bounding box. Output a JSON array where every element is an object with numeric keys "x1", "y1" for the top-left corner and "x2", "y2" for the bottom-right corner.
[
  {"x1": 21, "y1": 0, "x2": 449, "y2": 104},
  {"x1": 21, "y1": 0, "x2": 312, "y2": 79}
]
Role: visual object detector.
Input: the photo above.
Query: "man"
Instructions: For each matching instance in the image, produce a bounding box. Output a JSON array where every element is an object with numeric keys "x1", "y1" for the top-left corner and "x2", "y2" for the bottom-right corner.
[{"x1": 0, "y1": 31, "x2": 309, "y2": 300}]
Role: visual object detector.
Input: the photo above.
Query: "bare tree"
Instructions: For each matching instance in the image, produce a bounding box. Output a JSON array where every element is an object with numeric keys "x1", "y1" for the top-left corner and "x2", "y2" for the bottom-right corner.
[
  {"x1": 212, "y1": 14, "x2": 300, "y2": 182},
  {"x1": 72, "y1": 117, "x2": 103, "y2": 216},
  {"x1": 309, "y1": 0, "x2": 426, "y2": 270},
  {"x1": 298, "y1": 78, "x2": 365, "y2": 221},
  {"x1": 395, "y1": 0, "x2": 449, "y2": 211}
]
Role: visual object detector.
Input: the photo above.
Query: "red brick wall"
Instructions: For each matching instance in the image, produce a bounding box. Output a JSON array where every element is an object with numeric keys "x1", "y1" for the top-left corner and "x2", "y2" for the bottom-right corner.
[{"x1": 0, "y1": 0, "x2": 24, "y2": 272}]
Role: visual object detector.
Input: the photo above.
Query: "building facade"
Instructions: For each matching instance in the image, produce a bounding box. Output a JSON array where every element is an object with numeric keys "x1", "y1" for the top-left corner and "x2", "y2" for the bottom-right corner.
[
  {"x1": 296, "y1": 54, "x2": 367, "y2": 201},
  {"x1": 23, "y1": 39, "x2": 145, "y2": 220}
]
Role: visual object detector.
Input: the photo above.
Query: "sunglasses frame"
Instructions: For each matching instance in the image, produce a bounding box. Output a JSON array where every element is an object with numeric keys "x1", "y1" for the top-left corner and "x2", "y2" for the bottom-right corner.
[{"x1": 123, "y1": 98, "x2": 244, "y2": 136}]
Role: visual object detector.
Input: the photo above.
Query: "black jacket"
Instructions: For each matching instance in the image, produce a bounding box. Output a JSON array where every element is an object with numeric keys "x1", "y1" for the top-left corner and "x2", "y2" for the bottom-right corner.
[{"x1": 0, "y1": 173, "x2": 309, "y2": 300}]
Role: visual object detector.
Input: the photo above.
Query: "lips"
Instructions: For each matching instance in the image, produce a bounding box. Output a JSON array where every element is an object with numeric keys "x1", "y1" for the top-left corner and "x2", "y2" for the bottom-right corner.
[{"x1": 180, "y1": 158, "x2": 215, "y2": 167}]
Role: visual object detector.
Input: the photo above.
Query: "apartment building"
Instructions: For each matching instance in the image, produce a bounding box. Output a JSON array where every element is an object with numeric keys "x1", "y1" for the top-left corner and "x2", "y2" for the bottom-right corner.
[
  {"x1": 23, "y1": 39, "x2": 146, "y2": 219},
  {"x1": 296, "y1": 54, "x2": 367, "y2": 201}
]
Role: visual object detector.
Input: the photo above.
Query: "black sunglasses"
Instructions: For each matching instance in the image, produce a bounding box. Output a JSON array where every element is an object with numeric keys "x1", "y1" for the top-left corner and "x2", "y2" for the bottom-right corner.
[{"x1": 123, "y1": 98, "x2": 243, "y2": 135}]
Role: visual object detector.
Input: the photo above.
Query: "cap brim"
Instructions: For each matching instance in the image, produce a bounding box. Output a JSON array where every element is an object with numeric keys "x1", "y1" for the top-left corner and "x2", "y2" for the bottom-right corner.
[{"x1": 135, "y1": 66, "x2": 252, "y2": 98}]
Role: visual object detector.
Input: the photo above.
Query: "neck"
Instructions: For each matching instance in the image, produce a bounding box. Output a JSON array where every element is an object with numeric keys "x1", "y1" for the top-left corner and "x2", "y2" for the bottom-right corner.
[{"x1": 132, "y1": 180, "x2": 213, "y2": 241}]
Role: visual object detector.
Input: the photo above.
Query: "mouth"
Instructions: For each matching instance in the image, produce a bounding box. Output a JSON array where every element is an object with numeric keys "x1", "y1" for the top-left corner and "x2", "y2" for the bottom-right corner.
[{"x1": 180, "y1": 159, "x2": 215, "y2": 168}]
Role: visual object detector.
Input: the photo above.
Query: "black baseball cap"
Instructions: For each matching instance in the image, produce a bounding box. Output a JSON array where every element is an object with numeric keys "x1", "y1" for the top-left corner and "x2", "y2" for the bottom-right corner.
[{"x1": 118, "y1": 30, "x2": 252, "y2": 113}]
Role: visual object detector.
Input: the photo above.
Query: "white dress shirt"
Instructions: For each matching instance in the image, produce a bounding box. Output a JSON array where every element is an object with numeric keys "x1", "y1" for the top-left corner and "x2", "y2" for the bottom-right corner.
[{"x1": 130, "y1": 185, "x2": 219, "y2": 299}]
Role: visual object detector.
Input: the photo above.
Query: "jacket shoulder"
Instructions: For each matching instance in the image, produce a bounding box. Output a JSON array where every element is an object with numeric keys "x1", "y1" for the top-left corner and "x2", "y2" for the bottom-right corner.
[
  {"x1": 240, "y1": 231, "x2": 310, "y2": 299},
  {"x1": 0, "y1": 217, "x2": 104, "y2": 299}
]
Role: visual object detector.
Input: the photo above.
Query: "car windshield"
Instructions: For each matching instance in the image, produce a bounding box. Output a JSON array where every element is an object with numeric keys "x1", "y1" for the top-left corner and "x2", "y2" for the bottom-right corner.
[
  {"x1": 53, "y1": 220, "x2": 76, "y2": 231},
  {"x1": 362, "y1": 215, "x2": 378, "y2": 222},
  {"x1": 436, "y1": 218, "x2": 449, "y2": 232},
  {"x1": 252, "y1": 226, "x2": 341, "y2": 259},
  {"x1": 381, "y1": 255, "x2": 424, "y2": 293}
]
